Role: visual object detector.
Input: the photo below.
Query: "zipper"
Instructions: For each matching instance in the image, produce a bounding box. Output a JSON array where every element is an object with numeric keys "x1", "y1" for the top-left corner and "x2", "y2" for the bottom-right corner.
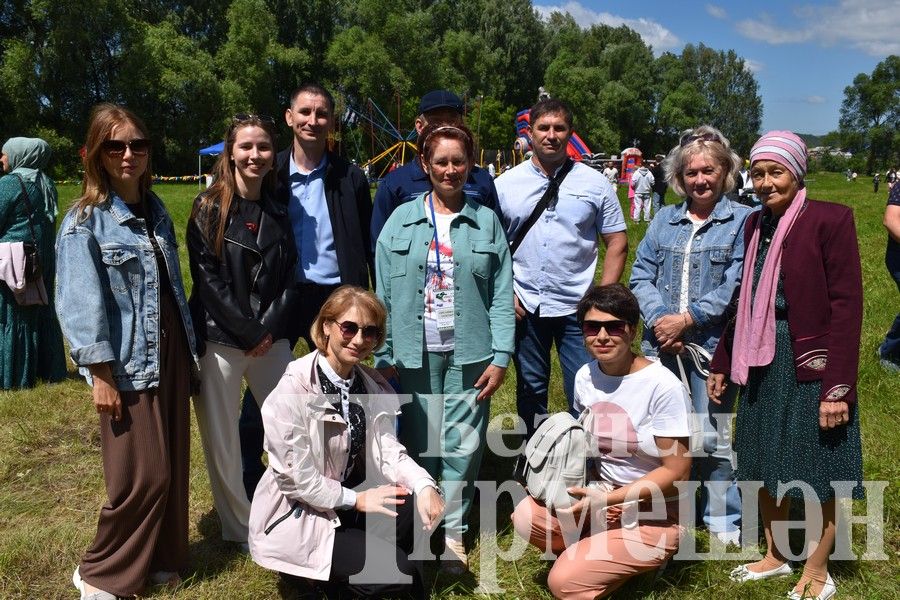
[
  {"x1": 264, "y1": 502, "x2": 302, "y2": 535},
  {"x1": 224, "y1": 235, "x2": 263, "y2": 292}
]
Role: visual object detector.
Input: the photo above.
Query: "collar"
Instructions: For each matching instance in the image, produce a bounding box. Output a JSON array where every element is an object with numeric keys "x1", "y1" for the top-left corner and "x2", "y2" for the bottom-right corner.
[
  {"x1": 289, "y1": 151, "x2": 328, "y2": 179},
  {"x1": 318, "y1": 354, "x2": 356, "y2": 389},
  {"x1": 408, "y1": 158, "x2": 428, "y2": 181},
  {"x1": 105, "y1": 192, "x2": 166, "y2": 228},
  {"x1": 398, "y1": 192, "x2": 482, "y2": 227},
  {"x1": 528, "y1": 157, "x2": 570, "y2": 180},
  {"x1": 668, "y1": 195, "x2": 736, "y2": 225}
]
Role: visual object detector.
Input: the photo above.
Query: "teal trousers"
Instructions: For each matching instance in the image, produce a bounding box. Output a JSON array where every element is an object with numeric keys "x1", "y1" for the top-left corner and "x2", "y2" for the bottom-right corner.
[{"x1": 398, "y1": 351, "x2": 490, "y2": 537}]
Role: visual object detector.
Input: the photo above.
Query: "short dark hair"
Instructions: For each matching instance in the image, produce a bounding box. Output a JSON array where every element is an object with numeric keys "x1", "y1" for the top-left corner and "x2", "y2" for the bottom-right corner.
[
  {"x1": 576, "y1": 284, "x2": 640, "y2": 327},
  {"x1": 529, "y1": 98, "x2": 574, "y2": 130},
  {"x1": 289, "y1": 83, "x2": 335, "y2": 114}
]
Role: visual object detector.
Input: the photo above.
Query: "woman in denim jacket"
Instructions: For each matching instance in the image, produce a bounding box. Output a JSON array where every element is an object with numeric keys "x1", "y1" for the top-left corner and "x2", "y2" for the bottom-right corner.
[
  {"x1": 629, "y1": 125, "x2": 752, "y2": 546},
  {"x1": 374, "y1": 123, "x2": 514, "y2": 573},
  {"x1": 56, "y1": 105, "x2": 197, "y2": 599}
]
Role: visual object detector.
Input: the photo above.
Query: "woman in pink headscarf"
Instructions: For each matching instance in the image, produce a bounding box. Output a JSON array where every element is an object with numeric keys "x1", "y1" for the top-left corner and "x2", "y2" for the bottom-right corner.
[{"x1": 708, "y1": 131, "x2": 863, "y2": 600}]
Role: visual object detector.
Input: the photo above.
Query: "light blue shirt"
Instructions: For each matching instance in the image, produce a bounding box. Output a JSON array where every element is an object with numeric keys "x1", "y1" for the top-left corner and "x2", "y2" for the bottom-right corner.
[
  {"x1": 288, "y1": 153, "x2": 340, "y2": 284},
  {"x1": 496, "y1": 160, "x2": 626, "y2": 317}
]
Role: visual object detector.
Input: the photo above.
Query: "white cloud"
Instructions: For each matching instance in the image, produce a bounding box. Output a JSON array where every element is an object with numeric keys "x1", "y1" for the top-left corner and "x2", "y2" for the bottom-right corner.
[
  {"x1": 744, "y1": 58, "x2": 765, "y2": 73},
  {"x1": 736, "y1": 0, "x2": 900, "y2": 56},
  {"x1": 705, "y1": 4, "x2": 728, "y2": 20},
  {"x1": 535, "y1": 2, "x2": 681, "y2": 54},
  {"x1": 805, "y1": 95, "x2": 826, "y2": 104}
]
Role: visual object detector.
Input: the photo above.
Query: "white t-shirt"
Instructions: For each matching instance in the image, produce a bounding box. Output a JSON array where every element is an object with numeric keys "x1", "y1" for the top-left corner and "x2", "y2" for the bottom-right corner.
[
  {"x1": 678, "y1": 215, "x2": 707, "y2": 312},
  {"x1": 424, "y1": 209, "x2": 456, "y2": 351},
  {"x1": 573, "y1": 359, "x2": 691, "y2": 487}
]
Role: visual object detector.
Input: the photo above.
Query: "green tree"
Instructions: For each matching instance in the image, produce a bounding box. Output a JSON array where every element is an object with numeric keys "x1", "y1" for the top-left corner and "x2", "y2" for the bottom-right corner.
[{"x1": 839, "y1": 55, "x2": 900, "y2": 171}]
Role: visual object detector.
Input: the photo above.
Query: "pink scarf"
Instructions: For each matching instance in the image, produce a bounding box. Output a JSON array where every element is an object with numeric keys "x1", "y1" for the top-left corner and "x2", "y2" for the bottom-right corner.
[{"x1": 730, "y1": 188, "x2": 806, "y2": 384}]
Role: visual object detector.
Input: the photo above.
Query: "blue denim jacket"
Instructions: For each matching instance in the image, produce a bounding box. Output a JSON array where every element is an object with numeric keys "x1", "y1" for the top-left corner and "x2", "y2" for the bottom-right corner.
[
  {"x1": 56, "y1": 193, "x2": 198, "y2": 390},
  {"x1": 630, "y1": 197, "x2": 753, "y2": 355}
]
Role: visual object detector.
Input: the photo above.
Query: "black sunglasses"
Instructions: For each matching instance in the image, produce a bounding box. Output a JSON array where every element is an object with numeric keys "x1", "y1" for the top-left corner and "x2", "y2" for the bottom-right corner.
[
  {"x1": 232, "y1": 113, "x2": 277, "y2": 126},
  {"x1": 101, "y1": 138, "x2": 151, "y2": 157},
  {"x1": 581, "y1": 319, "x2": 629, "y2": 338},
  {"x1": 679, "y1": 132, "x2": 721, "y2": 147},
  {"x1": 335, "y1": 320, "x2": 382, "y2": 341}
]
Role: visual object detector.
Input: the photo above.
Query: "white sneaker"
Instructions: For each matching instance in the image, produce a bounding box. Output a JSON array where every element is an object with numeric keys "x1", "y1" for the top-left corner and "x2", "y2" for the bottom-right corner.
[
  {"x1": 72, "y1": 567, "x2": 117, "y2": 600},
  {"x1": 441, "y1": 536, "x2": 468, "y2": 575}
]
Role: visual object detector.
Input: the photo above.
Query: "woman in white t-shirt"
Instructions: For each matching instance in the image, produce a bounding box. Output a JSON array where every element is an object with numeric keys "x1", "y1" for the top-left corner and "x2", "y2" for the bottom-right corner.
[{"x1": 512, "y1": 283, "x2": 692, "y2": 599}]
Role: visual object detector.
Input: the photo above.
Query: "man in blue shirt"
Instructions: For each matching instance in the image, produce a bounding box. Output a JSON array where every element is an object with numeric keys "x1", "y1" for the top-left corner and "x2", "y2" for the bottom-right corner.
[
  {"x1": 240, "y1": 83, "x2": 374, "y2": 497},
  {"x1": 495, "y1": 98, "x2": 628, "y2": 436},
  {"x1": 370, "y1": 90, "x2": 499, "y2": 247}
]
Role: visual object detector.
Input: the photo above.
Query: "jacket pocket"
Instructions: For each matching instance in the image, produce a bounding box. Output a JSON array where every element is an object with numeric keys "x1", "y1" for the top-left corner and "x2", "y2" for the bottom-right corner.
[
  {"x1": 388, "y1": 236, "x2": 412, "y2": 278},
  {"x1": 101, "y1": 247, "x2": 141, "y2": 295},
  {"x1": 470, "y1": 240, "x2": 498, "y2": 279},
  {"x1": 264, "y1": 502, "x2": 303, "y2": 535}
]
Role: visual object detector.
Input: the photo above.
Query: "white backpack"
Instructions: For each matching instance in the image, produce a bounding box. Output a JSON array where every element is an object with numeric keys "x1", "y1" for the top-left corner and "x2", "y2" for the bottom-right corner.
[{"x1": 523, "y1": 410, "x2": 592, "y2": 510}]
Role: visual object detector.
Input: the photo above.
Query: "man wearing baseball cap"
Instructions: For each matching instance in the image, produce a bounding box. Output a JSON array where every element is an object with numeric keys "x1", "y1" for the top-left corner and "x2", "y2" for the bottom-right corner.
[{"x1": 370, "y1": 90, "x2": 500, "y2": 245}]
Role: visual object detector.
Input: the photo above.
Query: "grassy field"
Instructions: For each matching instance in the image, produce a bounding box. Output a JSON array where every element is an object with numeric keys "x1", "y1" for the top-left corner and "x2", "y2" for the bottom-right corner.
[{"x1": 0, "y1": 172, "x2": 897, "y2": 599}]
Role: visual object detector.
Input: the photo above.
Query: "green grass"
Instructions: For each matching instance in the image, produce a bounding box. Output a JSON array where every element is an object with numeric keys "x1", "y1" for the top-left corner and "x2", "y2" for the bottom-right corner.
[{"x1": 0, "y1": 173, "x2": 897, "y2": 598}]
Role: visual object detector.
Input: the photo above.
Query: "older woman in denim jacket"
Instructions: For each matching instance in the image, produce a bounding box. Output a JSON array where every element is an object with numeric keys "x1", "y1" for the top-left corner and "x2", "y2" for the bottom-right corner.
[
  {"x1": 374, "y1": 123, "x2": 514, "y2": 574},
  {"x1": 56, "y1": 104, "x2": 197, "y2": 599},
  {"x1": 629, "y1": 125, "x2": 752, "y2": 546}
]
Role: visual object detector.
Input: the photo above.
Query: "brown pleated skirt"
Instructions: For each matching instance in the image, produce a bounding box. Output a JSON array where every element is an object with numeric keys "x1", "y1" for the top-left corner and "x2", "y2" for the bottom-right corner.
[{"x1": 79, "y1": 293, "x2": 192, "y2": 596}]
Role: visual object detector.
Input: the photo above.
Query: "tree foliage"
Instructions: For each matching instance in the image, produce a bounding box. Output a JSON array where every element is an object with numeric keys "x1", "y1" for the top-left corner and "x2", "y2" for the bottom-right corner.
[
  {"x1": 839, "y1": 55, "x2": 900, "y2": 171},
  {"x1": 0, "y1": 0, "x2": 764, "y2": 176}
]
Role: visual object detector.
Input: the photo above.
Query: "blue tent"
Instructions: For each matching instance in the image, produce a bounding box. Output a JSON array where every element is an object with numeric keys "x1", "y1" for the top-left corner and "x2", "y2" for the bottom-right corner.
[{"x1": 197, "y1": 142, "x2": 224, "y2": 188}]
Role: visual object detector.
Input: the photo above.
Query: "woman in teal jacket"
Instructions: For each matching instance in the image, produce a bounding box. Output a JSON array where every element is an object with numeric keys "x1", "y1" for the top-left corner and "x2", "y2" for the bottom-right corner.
[{"x1": 375, "y1": 123, "x2": 514, "y2": 574}]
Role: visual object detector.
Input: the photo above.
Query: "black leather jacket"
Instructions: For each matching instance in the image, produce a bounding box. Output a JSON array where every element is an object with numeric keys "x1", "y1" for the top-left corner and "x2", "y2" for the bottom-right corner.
[{"x1": 186, "y1": 190, "x2": 297, "y2": 353}]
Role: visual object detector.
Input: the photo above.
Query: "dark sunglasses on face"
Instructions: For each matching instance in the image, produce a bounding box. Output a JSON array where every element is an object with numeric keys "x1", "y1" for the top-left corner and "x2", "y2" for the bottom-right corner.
[
  {"x1": 581, "y1": 319, "x2": 629, "y2": 338},
  {"x1": 232, "y1": 113, "x2": 277, "y2": 126},
  {"x1": 679, "y1": 132, "x2": 721, "y2": 147},
  {"x1": 335, "y1": 320, "x2": 382, "y2": 341},
  {"x1": 101, "y1": 138, "x2": 151, "y2": 157}
]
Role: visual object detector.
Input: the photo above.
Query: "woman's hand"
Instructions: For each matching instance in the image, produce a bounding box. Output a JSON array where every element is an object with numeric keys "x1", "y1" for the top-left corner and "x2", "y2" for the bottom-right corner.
[
  {"x1": 653, "y1": 313, "x2": 692, "y2": 347},
  {"x1": 819, "y1": 401, "x2": 850, "y2": 430},
  {"x1": 475, "y1": 365, "x2": 507, "y2": 401},
  {"x1": 556, "y1": 486, "x2": 609, "y2": 521},
  {"x1": 707, "y1": 372, "x2": 728, "y2": 405},
  {"x1": 88, "y1": 363, "x2": 122, "y2": 421},
  {"x1": 416, "y1": 486, "x2": 445, "y2": 531},
  {"x1": 246, "y1": 333, "x2": 273, "y2": 357},
  {"x1": 354, "y1": 484, "x2": 410, "y2": 517}
]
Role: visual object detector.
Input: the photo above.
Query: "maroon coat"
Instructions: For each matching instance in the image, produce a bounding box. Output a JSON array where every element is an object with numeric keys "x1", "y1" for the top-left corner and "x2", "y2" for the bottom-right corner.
[{"x1": 710, "y1": 199, "x2": 863, "y2": 404}]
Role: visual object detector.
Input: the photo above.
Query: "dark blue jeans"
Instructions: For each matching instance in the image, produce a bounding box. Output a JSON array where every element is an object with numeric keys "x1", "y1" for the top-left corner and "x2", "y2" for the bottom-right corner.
[
  {"x1": 879, "y1": 250, "x2": 900, "y2": 361},
  {"x1": 513, "y1": 307, "x2": 590, "y2": 437}
]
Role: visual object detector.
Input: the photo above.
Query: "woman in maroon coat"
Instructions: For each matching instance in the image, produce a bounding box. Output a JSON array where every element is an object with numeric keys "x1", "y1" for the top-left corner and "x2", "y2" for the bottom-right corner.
[{"x1": 708, "y1": 131, "x2": 862, "y2": 600}]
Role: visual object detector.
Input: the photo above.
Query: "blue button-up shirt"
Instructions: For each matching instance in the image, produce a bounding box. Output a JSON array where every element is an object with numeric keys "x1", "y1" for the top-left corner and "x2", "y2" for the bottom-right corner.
[
  {"x1": 496, "y1": 160, "x2": 626, "y2": 317},
  {"x1": 288, "y1": 153, "x2": 340, "y2": 284},
  {"x1": 370, "y1": 159, "x2": 499, "y2": 248}
]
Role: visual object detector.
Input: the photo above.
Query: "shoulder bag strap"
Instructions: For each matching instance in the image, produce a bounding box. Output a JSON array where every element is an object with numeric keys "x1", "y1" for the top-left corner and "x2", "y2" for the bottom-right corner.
[
  {"x1": 13, "y1": 174, "x2": 40, "y2": 248},
  {"x1": 509, "y1": 158, "x2": 574, "y2": 256}
]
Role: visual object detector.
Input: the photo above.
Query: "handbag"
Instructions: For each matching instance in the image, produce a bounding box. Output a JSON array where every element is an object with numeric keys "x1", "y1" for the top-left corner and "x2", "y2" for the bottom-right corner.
[{"x1": 13, "y1": 175, "x2": 43, "y2": 282}]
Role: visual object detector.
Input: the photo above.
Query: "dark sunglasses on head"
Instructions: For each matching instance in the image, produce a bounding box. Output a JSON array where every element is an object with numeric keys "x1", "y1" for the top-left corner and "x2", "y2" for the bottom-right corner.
[
  {"x1": 581, "y1": 319, "x2": 629, "y2": 338},
  {"x1": 679, "y1": 132, "x2": 721, "y2": 147},
  {"x1": 232, "y1": 113, "x2": 277, "y2": 126},
  {"x1": 335, "y1": 320, "x2": 382, "y2": 341},
  {"x1": 101, "y1": 138, "x2": 151, "y2": 157}
]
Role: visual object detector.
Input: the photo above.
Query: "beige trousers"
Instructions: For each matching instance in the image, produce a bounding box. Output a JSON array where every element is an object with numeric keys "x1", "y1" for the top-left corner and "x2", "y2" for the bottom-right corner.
[{"x1": 194, "y1": 339, "x2": 293, "y2": 542}]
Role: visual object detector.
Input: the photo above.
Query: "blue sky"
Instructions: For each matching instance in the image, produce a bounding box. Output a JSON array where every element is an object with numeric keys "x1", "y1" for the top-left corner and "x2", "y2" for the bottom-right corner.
[{"x1": 533, "y1": 0, "x2": 900, "y2": 135}]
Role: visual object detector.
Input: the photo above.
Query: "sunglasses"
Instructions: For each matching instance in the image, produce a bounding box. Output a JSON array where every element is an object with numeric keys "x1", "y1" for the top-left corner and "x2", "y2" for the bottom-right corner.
[
  {"x1": 232, "y1": 113, "x2": 277, "y2": 126},
  {"x1": 679, "y1": 132, "x2": 721, "y2": 147},
  {"x1": 581, "y1": 319, "x2": 630, "y2": 338},
  {"x1": 334, "y1": 320, "x2": 382, "y2": 341},
  {"x1": 101, "y1": 138, "x2": 151, "y2": 157}
]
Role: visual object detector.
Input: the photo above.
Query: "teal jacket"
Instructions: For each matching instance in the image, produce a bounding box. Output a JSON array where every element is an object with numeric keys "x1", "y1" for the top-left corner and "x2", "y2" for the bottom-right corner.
[{"x1": 375, "y1": 193, "x2": 514, "y2": 369}]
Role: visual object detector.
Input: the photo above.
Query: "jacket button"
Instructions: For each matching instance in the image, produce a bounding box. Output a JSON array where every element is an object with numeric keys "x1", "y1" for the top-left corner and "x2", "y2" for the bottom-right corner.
[
  {"x1": 417, "y1": 289, "x2": 423, "y2": 294},
  {"x1": 418, "y1": 265, "x2": 423, "y2": 270},
  {"x1": 417, "y1": 315, "x2": 422, "y2": 320}
]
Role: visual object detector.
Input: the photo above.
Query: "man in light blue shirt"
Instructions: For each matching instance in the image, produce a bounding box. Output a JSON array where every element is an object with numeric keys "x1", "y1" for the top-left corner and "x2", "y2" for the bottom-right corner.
[{"x1": 496, "y1": 98, "x2": 627, "y2": 436}]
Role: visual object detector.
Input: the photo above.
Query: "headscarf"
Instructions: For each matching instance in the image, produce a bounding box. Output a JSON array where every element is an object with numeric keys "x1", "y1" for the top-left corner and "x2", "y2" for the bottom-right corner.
[
  {"x1": 2, "y1": 137, "x2": 59, "y2": 221},
  {"x1": 730, "y1": 131, "x2": 807, "y2": 384}
]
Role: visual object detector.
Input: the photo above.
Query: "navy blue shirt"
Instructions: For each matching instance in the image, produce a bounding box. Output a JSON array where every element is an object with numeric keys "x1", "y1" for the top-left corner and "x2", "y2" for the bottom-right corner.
[
  {"x1": 889, "y1": 183, "x2": 900, "y2": 256},
  {"x1": 370, "y1": 159, "x2": 500, "y2": 248}
]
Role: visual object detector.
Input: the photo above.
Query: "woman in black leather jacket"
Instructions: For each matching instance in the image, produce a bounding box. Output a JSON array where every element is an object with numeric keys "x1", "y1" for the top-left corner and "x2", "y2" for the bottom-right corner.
[{"x1": 187, "y1": 114, "x2": 297, "y2": 547}]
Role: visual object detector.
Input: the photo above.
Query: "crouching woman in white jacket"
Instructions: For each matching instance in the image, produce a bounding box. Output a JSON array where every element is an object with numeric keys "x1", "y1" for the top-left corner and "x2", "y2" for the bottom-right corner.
[{"x1": 249, "y1": 285, "x2": 444, "y2": 599}]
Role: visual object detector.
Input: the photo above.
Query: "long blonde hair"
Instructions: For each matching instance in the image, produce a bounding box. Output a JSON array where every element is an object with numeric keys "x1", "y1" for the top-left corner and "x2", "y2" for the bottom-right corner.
[
  {"x1": 191, "y1": 116, "x2": 278, "y2": 257},
  {"x1": 75, "y1": 103, "x2": 153, "y2": 216}
]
